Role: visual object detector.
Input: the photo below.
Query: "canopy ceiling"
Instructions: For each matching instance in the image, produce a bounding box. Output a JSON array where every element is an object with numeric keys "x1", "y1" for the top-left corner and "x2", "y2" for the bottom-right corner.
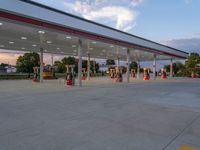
[{"x1": 0, "y1": 0, "x2": 188, "y2": 62}]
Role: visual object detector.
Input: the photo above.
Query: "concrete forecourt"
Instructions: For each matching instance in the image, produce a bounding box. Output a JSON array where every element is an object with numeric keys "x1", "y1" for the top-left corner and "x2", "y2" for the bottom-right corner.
[{"x1": 0, "y1": 78, "x2": 200, "y2": 150}]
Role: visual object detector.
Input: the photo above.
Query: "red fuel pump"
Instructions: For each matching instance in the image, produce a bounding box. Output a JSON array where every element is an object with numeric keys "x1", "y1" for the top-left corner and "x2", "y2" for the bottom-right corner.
[
  {"x1": 143, "y1": 68, "x2": 150, "y2": 80},
  {"x1": 65, "y1": 65, "x2": 75, "y2": 87},
  {"x1": 82, "y1": 68, "x2": 86, "y2": 80},
  {"x1": 191, "y1": 72, "x2": 199, "y2": 78},
  {"x1": 161, "y1": 68, "x2": 167, "y2": 79},
  {"x1": 131, "y1": 69, "x2": 136, "y2": 79}
]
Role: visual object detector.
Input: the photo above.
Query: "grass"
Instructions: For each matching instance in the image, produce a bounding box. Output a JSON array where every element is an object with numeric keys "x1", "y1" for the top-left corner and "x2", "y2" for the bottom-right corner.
[
  {"x1": 0, "y1": 72, "x2": 107, "y2": 80},
  {"x1": 0, "y1": 73, "x2": 33, "y2": 80}
]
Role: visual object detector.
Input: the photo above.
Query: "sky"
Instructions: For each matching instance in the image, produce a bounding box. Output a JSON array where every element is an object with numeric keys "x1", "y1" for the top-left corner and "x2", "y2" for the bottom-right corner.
[{"x1": 0, "y1": 0, "x2": 200, "y2": 65}]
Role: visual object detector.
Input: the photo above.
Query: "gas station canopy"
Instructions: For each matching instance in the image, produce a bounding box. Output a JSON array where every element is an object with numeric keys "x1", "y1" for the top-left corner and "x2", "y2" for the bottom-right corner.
[{"x1": 0, "y1": 0, "x2": 188, "y2": 61}]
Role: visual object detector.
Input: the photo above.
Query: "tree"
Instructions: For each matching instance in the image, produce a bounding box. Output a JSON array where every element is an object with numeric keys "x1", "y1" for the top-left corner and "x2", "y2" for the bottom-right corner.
[
  {"x1": 16, "y1": 52, "x2": 40, "y2": 77},
  {"x1": 54, "y1": 57, "x2": 100, "y2": 74},
  {"x1": 54, "y1": 60, "x2": 65, "y2": 73},
  {"x1": 62, "y1": 56, "x2": 76, "y2": 65},
  {"x1": 54, "y1": 57, "x2": 77, "y2": 73},
  {"x1": 54, "y1": 61, "x2": 61, "y2": 66},
  {"x1": 185, "y1": 53, "x2": 200, "y2": 74},
  {"x1": 164, "y1": 63, "x2": 178, "y2": 73},
  {"x1": 106, "y1": 59, "x2": 115, "y2": 66},
  {"x1": 164, "y1": 62, "x2": 187, "y2": 76},
  {"x1": 0, "y1": 63, "x2": 9, "y2": 67},
  {"x1": 130, "y1": 61, "x2": 138, "y2": 71},
  {"x1": 57, "y1": 63, "x2": 66, "y2": 73}
]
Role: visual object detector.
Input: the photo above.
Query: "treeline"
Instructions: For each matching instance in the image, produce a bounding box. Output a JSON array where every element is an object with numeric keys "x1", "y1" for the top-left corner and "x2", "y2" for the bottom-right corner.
[
  {"x1": 16, "y1": 53, "x2": 100, "y2": 74},
  {"x1": 164, "y1": 53, "x2": 200, "y2": 77},
  {"x1": 15, "y1": 52, "x2": 200, "y2": 77}
]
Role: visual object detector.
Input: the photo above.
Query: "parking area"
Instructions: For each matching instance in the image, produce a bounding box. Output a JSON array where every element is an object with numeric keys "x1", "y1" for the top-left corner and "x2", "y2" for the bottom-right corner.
[{"x1": 0, "y1": 78, "x2": 200, "y2": 150}]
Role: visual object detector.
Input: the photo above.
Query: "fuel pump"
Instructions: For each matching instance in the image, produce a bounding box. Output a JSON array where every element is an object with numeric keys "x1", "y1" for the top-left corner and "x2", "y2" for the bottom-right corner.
[
  {"x1": 110, "y1": 68, "x2": 115, "y2": 79},
  {"x1": 33, "y1": 65, "x2": 56, "y2": 82},
  {"x1": 33, "y1": 67, "x2": 39, "y2": 82},
  {"x1": 143, "y1": 68, "x2": 150, "y2": 80},
  {"x1": 131, "y1": 69, "x2": 136, "y2": 79},
  {"x1": 191, "y1": 72, "x2": 198, "y2": 78},
  {"x1": 115, "y1": 67, "x2": 123, "y2": 82},
  {"x1": 82, "y1": 68, "x2": 86, "y2": 80},
  {"x1": 65, "y1": 65, "x2": 75, "y2": 86},
  {"x1": 161, "y1": 68, "x2": 167, "y2": 79}
]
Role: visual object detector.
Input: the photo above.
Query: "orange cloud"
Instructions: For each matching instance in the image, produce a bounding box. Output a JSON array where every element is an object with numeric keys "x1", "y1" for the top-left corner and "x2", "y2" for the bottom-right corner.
[{"x1": 0, "y1": 54, "x2": 21, "y2": 65}]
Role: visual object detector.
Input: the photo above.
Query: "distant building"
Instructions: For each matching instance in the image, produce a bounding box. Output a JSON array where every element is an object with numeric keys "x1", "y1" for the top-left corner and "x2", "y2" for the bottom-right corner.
[
  {"x1": 5, "y1": 66, "x2": 17, "y2": 73},
  {"x1": 99, "y1": 64, "x2": 108, "y2": 72},
  {"x1": 0, "y1": 66, "x2": 17, "y2": 73}
]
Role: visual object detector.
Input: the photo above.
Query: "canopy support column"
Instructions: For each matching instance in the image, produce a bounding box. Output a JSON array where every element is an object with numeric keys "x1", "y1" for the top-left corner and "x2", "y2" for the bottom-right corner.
[
  {"x1": 78, "y1": 38, "x2": 82, "y2": 87},
  {"x1": 117, "y1": 57, "x2": 120, "y2": 67},
  {"x1": 87, "y1": 53, "x2": 90, "y2": 81},
  {"x1": 126, "y1": 49, "x2": 130, "y2": 83},
  {"x1": 137, "y1": 60, "x2": 140, "y2": 79},
  {"x1": 170, "y1": 58, "x2": 173, "y2": 78},
  {"x1": 153, "y1": 54, "x2": 157, "y2": 80},
  {"x1": 93, "y1": 59, "x2": 96, "y2": 75},
  {"x1": 40, "y1": 48, "x2": 43, "y2": 83},
  {"x1": 51, "y1": 54, "x2": 54, "y2": 66}
]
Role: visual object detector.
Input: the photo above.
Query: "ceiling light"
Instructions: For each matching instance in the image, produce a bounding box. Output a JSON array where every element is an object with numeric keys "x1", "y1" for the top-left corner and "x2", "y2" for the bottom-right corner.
[
  {"x1": 9, "y1": 41, "x2": 14, "y2": 44},
  {"x1": 56, "y1": 48, "x2": 60, "y2": 50},
  {"x1": 46, "y1": 41, "x2": 52, "y2": 44},
  {"x1": 110, "y1": 45, "x2": 114, "y2": 48},
  {"x1": 21, "y1": 37, "x2": 27, "y2": 40},
  {"x1": 0, "y1": 45, "x2": 4, "y2": 47},
  {"x1": 72, "y1": 45, "x2": 76, "y2": 48},
  {"x1": 66, "y1": 36, "x2": 71, "y2": 39},
  {"x1": 0, "y1": 23, "x2": 3, "y2": 26},
  {"x1": 44, "y1": 49, "x2": 48, "y2": 52},
  {"x1": 122, "y1": 47, "x2": 126, "y2": 50},
  {"x1": 32, "y1": 44, "x2": 37, "y2": 47},
  {"x1": 38, "y1": 30, "x2": 45, "y2": 34},
  {"x1": 21, "y1": 47, "x2": 25, "y2": 50},
  {"x1": 92, "y1": 41, "x2": 96, "y2": 44}
]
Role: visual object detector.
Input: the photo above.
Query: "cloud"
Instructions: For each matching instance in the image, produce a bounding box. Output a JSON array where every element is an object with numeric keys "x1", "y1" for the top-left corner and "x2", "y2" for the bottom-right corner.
[
  {"x1": 79, "y1": 6, "x2": 138, "y2": 31},
  {"x1": 73, "y1": 0, "x2": 140, "y2": 31},
  {"x1": 131, "y1": 0, "x2": 144, "y2": 6},
  {"x1": 32, "y1": 0, "x2": 143, "y2": 32},
  {"x1": 192, "y1": 33, "x2": 200, "y2": 38},
  {"x1": 0, "y1": 50, "x2": 23, "y2": 65},
  {"x1": 185, "y1": 0, "x2": 192, "y2": 4},
  {"x1": 162, "y1": 37, "x2": 200, "y2": 54}
]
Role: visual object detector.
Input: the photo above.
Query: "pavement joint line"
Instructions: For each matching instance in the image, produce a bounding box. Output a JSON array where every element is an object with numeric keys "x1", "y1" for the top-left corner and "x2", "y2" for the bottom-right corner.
[{"x1": 162, "y1": 114, "x2": 200, "y2": 150}]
